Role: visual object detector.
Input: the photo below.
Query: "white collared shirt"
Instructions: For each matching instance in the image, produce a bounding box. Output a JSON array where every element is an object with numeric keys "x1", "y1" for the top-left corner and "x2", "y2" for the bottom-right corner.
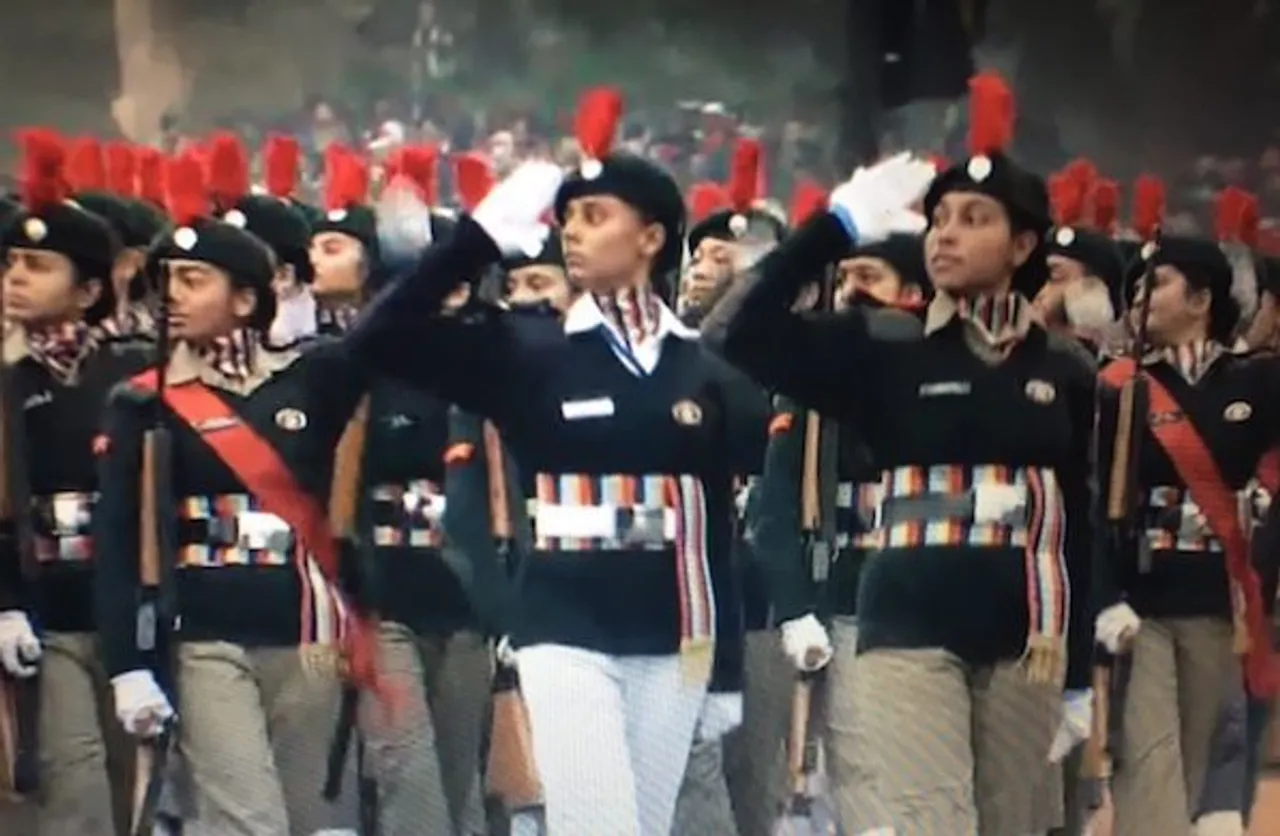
[{"x1": 562, "y1": 294, "x2": 698, "y2": 377}]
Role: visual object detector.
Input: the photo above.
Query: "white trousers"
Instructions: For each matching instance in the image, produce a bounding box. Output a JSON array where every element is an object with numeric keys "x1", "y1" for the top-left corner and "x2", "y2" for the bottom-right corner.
[{"x1": 516, "y1": 644, "x2": 706, "y2": 836}]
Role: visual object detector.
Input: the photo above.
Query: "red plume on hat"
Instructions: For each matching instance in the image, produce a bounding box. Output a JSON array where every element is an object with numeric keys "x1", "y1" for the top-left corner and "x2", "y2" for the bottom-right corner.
[
  {"x1": 165, "y1": 150, "x2": 210, "y2": 227},
  {"x1": 453, "y1": 152, "x2": 494, "y2": 213},
  {"x1": 1213, "y1": 186, "x2": 1259, "y2": 246},
  {"x1": 1091, "y1": 179, "x2": 1120, "y2": 235},
  {"x1": 789, "y1": 179, "x2": 828, "y2": 227},
  {"x1": 105, "y1": 142, "x2": 138, "y2": 197},
  {"x1": 727, "y1": 137, "x2": 762, "y2": 214},
  {"x1": 1048, "y1": 173, "x2": 1084, "y2": 227},
  {"x1": 401, "y1": 145, "x2": 439, "y2": 207},
  {"x1": 263, "y1": 134, "x2": 300, "y2": 200},
  {"x1": 1131, "y1": 175, "x2": 1165, "y2": 241},
  {"x1": 66, "y1": 136, "x2": 106, "y2": 192},
  {"x1": 687, "y1": 182, "x2": 730, "y2": 224},
  {"x1": 17, "y1": 128, "x2": 69, "y2": 213},
  {"x1": 206, "y1": 131, "x2": 249, "y2": 212},
  {"x1": 966, "y1": 72, "x2": 1015, "y2": 156},
  {"x1": 574, "y1": 86, "x2": 623, "y2": 170},
  {"x1": 137, "y1": 147, "x2": 166, "y2": 207},
  {"x1": 323, "y1": 144, "x2": 368, "y2": 212}
]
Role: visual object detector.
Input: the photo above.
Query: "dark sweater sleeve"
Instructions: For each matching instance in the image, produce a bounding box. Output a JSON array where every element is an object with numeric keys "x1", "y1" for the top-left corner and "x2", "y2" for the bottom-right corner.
[
  {"x1": 1091, "y1": 378, "x2": 1127, "y2": 614},
  {"x1": 747, "y1": 397, "x2": 814, "y2": 622},
  {"x1": 92, "y1": 384, "x2": 149, "y2": 678},
  {"x1": 1063, "y1": 348, "x2": 1101, "y2": 691},
  {"x1": 441, "y1": 408, "x2": 517, "y2": 638},
  {"x1": 701, "y1": 213, "x2": 881, "y2": 422},
  {"x1": 345, "y1": 216, "x2": 511, "y2": 418}
]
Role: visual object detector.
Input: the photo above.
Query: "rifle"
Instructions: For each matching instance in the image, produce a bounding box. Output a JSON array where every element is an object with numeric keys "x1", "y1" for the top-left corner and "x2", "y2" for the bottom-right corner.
[
  {"x1": 778, "y1": 272, "x2": 837, "y2": 832},
  {"x1": 131, "y1": 263, "x2": 179, "y2": 836},
  {"x1": 0, "y1": 315, "x2": 41, "y2": 803},
  {"x1": 1083, "y1": 229, "x2": 1162, "y2": 783},
  {"x1": 320, "y1": 393, "x2": 376, "y2": 836},
  {"x1": 480, "y1": 420, "x2": 543, "y2": 813}
]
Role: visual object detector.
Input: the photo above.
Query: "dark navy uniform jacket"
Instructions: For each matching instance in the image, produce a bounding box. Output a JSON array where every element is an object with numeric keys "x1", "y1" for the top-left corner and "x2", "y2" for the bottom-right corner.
[
  {"x1": 348, "y1": 218, "x2": 758, "y2": 691},
  {"x1": 704, "y1": 212, "x2": 1098, "y2": 690}
]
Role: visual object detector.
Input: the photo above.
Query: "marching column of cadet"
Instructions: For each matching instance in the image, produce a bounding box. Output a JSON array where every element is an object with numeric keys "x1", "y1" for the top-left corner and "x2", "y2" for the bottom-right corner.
[{"x1": 0, "y1": 70, "x2": 1277, "y2": 836}]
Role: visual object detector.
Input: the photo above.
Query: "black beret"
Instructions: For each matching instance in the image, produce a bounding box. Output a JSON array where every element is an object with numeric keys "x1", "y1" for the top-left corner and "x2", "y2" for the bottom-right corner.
[
  {"x1": 2, "y1": 199, "x2": 120, "y2": 323},
  {"x1": 924, "y1": 151, "x2": 1051, "y2": 297},
  {"x1": 147, "y1": 219, "x2": 277, "y2": 331},
  {"x1": 1127, "y1": 235, "x2": 1238, "y2": 341},
  {"x1": 848, "y1": 233, "x2": 930, "y2": 295},
  {"x1": 554, "y1": 153, "x2": 686, "y2": 299},
  {"x1": 1047, "y1": 226, "x2": 1124, "y2": 313},
  {"x1": 0, "y1": 195, "x2": 18, "y2": 229},
  {"x1": 502, "y1": 233, "x2": 563, "y2": 272},
  {"x1": 224, "y1": 195, "x2": 314, "y2": 283},
  {"x1": 312, "y1": 204, "x2": 379, "y2": 264},
  {"x1": 687, "y1": 208, "x2": 786, "y2": 255}
]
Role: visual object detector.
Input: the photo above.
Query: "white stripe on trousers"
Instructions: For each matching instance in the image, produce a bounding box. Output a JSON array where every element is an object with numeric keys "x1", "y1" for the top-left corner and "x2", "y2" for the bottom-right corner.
[{"x1": 517, "y1": 644, "x2": 707, "y2": 836}]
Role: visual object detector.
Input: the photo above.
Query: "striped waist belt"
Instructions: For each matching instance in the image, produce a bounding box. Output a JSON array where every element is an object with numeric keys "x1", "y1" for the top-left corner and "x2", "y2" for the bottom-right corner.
[
  {"x1": 1139, "y1": 484, "x2": 1272, "y2": 555},
  {"x1": 370, "y1": 480, "x2": 445, "y2": 548},
  {"x1": 872, "y1": 463, "x2": 1069, "y2": 681},
  {"x1": 531, "y1": 473, "x2": 687, "y2": 551},
  {"x1": 872, "y1": 465, "x2": 1040, "y2": 549},
  {"x1": 32, "y1": 491, "x2": 98, "y2": 563},
  {"x1": 531, "y1": 472, "x2": 717, "y2": 678},
  {"x1": 836, "y1": 481, "x2": 882, "y2": 550},
  {"x1": 177, "y1": 493, "x2": 295, "y2": 567}
]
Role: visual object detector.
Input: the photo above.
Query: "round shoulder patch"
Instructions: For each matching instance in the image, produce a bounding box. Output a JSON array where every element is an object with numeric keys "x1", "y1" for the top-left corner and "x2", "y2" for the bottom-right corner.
[{"x1": 275, "y1": 407, "x2": 308, "y2": 431}]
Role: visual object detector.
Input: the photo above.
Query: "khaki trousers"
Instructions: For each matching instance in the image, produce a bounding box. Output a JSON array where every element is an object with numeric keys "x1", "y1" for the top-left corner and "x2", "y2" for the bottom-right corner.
[
  {"x1": 722, "y1": 629, "x2": 792, "y2": 836},
  {"x1": 671, "y1": 738, "x2": 739, "y2": 836},
  {"x1": 1111, "y1": 617, "x2": 1236, "y2": 836},
  {"x1": 361, "y1": 624, "x2": 490, "y2": 836},
  {"x1": 176, "y1": 641, "x2": 357, "y2": 836},
  {"x1": 36, "y1": 631, "x2": 134, "y2": 836},
  {"x1": 827, "y1": 647, "x2": 1059, "y2": 836}
]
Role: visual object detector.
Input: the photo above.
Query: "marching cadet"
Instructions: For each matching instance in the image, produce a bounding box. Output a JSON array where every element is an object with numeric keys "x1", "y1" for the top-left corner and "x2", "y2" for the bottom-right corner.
[
  {"x1": 1032, "y1": 168, "x2": 1124, "y2": 355},
  {"x1": 350, "y1": 87, "x2": 816, "y2": 836},
  {"x1": 310, "y1": 143, "x2": 491, "y2": 836},
  {"x1": 703, "y1": 73, "x2": 1098, "y2": 835},
  {"x1": 0, "y1": 129, "x2": 153, "y2": 836},
  {"x1": 1094, "y1": 187, "x2": 1280, "y2": 836},
  {"x1": 66, "y1": 139, "x2": 169, "y2": 339},
  {"x1": 93, "y1": 148, "x2": 386, "y2": 836},
  {"x1": 675, "y1": 142, "x2": 783, "y2": 834}
]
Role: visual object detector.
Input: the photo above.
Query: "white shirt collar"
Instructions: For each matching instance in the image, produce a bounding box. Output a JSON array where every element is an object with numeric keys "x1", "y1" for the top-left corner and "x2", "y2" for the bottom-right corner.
[
  {"x1": 562, "y1": 293, "x2": 698, "y2": 341},
  {"x1": 562, "y1": 293, "x2": 698, "y2": 377}
]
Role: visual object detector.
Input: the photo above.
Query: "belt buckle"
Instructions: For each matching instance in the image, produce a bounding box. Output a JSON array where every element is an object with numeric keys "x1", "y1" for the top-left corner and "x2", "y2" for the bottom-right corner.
[
  {"x1": 236, "y1": 511, "x2": 293, "y2": 552},
  {"x1": 618, "y1": 507, "x2": 666, "y2": 545},
  {"x1": 971, "y1": 484, "x2": 1026, "y2": 525}
]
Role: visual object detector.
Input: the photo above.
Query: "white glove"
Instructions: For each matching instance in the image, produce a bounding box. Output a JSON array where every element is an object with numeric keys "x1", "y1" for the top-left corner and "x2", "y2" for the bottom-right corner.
[
  {"x1": 375, "y1": 180, "x2": 436, "y2": 272},
  {"x1": 1095, "y1": 602, "x2": 1141, "y2": 654},
  {"x1": 0, "y1": 610, "x2": 41, "y2": 677},
  {"x1": 780, "y1": 613, "x2": 833, "y2": 672},
  {"x1": 1048, "y1": 688, "x2": 1093, "y2": 763},
  {"x1": 828, "y1": 152, "x2": 935, "y2": 245},
  {"x1": 112, "y1": 669, "x2": 175, "y2": 738},
  {"x1": 695, "y1": 691, "x2": 744, "y2": 742},
  {"x1": 472, "y1": 161, "x2": 564, "y2": 258}
]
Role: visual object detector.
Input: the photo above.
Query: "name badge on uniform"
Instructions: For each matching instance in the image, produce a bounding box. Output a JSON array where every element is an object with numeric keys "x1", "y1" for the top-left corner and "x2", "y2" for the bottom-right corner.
[
  {"x1": 561, "y1": 397, "x2": 615, "y2": 421},
  {"x1": 918, "y1": 380, "x2": 971, "y2": 397}
]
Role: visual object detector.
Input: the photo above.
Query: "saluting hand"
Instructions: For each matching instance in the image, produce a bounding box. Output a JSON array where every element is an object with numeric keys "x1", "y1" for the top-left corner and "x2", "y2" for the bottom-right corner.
[
  {"x1": 828, "y1": 152, "x2": 936, "y2": 246},
  {"x1": 472, "y1": 160, "x2": 564, "y2": 258}
]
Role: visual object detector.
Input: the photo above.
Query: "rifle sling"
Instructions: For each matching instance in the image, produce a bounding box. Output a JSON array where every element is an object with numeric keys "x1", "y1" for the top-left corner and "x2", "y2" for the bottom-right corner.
[{"x1": 1100, "y1": 359, "x2": 1279, "y2": 696}]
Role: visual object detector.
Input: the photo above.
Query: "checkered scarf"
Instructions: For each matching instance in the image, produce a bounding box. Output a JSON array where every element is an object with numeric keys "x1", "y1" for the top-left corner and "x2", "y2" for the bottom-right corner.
[
  {"x1": 195, "y1": 328, "x2": 259, "y2": 382},
  {"x1": 26, "y1": 321, "x2": 98, "y2": 384},
  {"x1": 593, "y1": 286, "x2": 662, "y2": 349}
]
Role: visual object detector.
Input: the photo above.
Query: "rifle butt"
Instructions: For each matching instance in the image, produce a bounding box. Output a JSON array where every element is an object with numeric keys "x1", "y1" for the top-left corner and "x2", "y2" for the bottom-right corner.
[
  {"x1": 485, "y1": 666, "x2": 543, "y2": 811},
  {"x1": 322, "y1": 687, "x2": 359, "y2": 801},
  {"x1": 1080, "y1": 665, "x2": 1112, "y2": 780},
  {"x1": 0, "y1": 675, "x2": 39, "y2": 800}
]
